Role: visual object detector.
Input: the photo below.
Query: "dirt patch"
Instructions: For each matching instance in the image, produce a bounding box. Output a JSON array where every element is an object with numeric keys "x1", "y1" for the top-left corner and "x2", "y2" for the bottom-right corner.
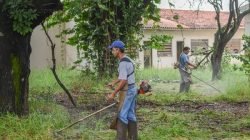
[
  {"x1": 138, "y1": 99, "x2": 249, "y2": 116},
  {"x1": 137, "y1": 100, "x2": 250, "y2": 133},
  {"x1": 54, "y1": 91, "x2": 117, "y2": 120},
  {"x1": 137, "y1": 99, "x2": 250, "y2": 132},
  {"x1": 166, "y1": 100, "x2": 249, "y2": 116},
  {"x1": 54, "y1": 92, "x2": 250, "y2": 134},
  {"x1": 137, "y1": 100, "x2": 162, "y2": 108},
  {"x1": 55, "y1": 92, "x2": 249, "y2": 120}
]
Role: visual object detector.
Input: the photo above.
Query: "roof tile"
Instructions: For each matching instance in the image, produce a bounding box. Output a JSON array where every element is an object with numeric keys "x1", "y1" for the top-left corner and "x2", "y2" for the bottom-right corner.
[{"x1": 144, "y1": 9, "x2": 245, "y2": 29}]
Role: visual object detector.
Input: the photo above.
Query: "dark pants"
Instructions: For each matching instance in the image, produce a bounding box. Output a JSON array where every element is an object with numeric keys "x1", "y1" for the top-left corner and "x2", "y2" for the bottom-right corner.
[{"x1": 179, "y1": 68, "x2": 191, "y2": 93}]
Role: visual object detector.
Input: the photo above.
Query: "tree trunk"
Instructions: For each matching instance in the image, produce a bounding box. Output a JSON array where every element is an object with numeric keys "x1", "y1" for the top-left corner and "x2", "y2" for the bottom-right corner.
[
  {"x1": 0, "y1": 0, "x2": 62, "y2": 115},
  {"x1": 0, "y1": 22, "x2": 31, "y2": 115},
  {"x1": 211, "y1": 35, "x2": 226, "y2": 81},
  {"x1": 211, "y1": 46, "x2": 224, "y2": 81}
]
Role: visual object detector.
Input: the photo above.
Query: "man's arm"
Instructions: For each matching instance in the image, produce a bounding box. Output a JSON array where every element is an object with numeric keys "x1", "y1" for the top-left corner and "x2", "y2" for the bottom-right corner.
[
  {"x1": 184, "y1": 55, "x2": 196, "y2": 68},
  {"x1": 112, "y1": 80, "x2": 127, "y2": 96},
  {"x1": 187, "y1": 61, "x2": 196, "y2": 68},
  {"x1": 108, "y1": 79, "x2": 120, "y2": 87},
  {"x1": 107, "y1": 62, "x2": 128, "y2": 101},
  {"x1": 107, "y1": 80, "x2": 127, "y2": 101}
]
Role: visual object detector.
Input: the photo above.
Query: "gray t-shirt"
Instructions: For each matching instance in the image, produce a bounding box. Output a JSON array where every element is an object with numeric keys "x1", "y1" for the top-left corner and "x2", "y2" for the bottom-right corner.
[{"x1": 118, "y1": 56, "x2": 135, "y2": 85}]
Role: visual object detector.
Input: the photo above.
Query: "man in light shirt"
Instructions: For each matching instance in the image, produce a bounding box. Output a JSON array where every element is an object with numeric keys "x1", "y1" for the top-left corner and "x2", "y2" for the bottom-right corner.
[{"x1": 107, "y1": 40, "x2": 137, "y2": 140}]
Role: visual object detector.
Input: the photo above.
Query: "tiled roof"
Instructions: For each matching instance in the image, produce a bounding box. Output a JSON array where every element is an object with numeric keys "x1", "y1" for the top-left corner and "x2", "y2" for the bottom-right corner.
[{"x1": 144, "y1": 9, "x2": 245, "y2": 30}]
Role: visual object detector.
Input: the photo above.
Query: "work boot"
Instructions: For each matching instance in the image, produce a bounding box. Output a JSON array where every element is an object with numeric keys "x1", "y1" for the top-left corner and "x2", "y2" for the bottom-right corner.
[
  {"x1": 128, "y1": 120, "x2": 137, "y2": 140},
  {"x1": 179, "y1": 82, "x2": 185, "y2": 93},
  {"x1": 116, "y1": 119, "x2": 128, "y2": 140}
]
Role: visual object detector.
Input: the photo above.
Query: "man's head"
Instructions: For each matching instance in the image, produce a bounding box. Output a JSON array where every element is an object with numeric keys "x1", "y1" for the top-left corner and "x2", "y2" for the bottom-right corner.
[
  {"x1": 108, "y1": 40, "x2": 125, "y2": 57},
  {"x1": 183, "y1": 47, "x2": 190, "y2": 54}
]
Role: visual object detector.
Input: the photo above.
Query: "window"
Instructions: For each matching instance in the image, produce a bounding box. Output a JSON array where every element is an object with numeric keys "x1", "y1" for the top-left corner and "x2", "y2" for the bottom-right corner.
[
  {"x1": 225, "y1": 39, "x2": 241, "y2": 54},
  {"x1": 157, "y1": 42, "x2": 172, "y2": 57},
  {"x1": 191, "y1": 39, "x2": 209, "y2": 54}
]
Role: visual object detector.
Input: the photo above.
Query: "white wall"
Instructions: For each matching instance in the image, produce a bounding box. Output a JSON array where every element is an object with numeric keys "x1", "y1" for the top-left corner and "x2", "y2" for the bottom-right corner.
[
  {"x1": 30, "y1": 25, "x2": 65, "y2": 70},
  {"x1": 245, "y1": 14, "x2": 250, "y2": 35}
]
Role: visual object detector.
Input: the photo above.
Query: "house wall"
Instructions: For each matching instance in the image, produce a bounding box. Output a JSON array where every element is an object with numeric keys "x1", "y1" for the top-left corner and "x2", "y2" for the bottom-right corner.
[
  {"x1": 140, "y1": 28, "x2": 244, "y2": 68},
  {"x1": 30, "y1": 25, "x2": 66, "y2": 70},
  {"x1": 245, "y1": 14, "x2": 250, "y2": 35},
  {"x1": 64, "y1": 21, "x2": 79, "y2": 67},
  {"x1": 30, "y1": 22, "x2": 79, "y2": 70}
]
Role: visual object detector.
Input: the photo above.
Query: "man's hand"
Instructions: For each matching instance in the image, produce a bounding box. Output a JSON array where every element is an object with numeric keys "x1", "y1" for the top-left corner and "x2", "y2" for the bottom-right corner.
[{"x1": 106, "y1": 93, "x2": 116, "y2": 102}]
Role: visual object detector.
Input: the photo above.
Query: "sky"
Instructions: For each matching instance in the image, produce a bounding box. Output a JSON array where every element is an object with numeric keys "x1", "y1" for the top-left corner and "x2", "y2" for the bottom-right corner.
[{"x1": 157, "y1": 0, "x2": 248, "y2": 11}]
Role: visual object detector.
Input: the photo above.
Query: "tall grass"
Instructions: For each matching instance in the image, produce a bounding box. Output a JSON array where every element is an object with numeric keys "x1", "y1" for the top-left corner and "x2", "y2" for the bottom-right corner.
[
  {"x1": 138, "y1": 67, "x2": 250, "y2": 103},
  {"x1": 214, "y1": 82, "x2": 250, "y2": 102},
  {"x1": 29, "y1": 67, "x2": 80, "y2": 94},
  {"x1": 136, "y1": 68, "x2": 179, "y2": 81},
  {"x1": 29, "y1": 67, "x2": 111, "y2": 96},
  {"x1": 138, "y1": 110, "x2": 211, "y2": 139},
  {"x1": 0, "y1": 100, "x2": 69, "y2": 140}
]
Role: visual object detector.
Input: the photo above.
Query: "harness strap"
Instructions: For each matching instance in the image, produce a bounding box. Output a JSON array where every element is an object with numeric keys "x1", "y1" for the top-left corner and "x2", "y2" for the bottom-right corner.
[{"x1": 119, "y1": 57, "x2": 134, "y2": 78}]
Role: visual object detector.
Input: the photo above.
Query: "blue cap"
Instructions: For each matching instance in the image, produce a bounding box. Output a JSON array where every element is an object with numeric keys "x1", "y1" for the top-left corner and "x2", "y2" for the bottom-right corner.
[{"x1": 108, "y1": 40, "x2": 125, "y2": 49}]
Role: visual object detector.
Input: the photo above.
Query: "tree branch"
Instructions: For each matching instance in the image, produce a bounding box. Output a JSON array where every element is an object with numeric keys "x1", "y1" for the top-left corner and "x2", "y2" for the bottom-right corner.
[
  {"x1": 208, "y1": 0, "x2": 222, "y2": 32},
  {"x1": 41, "y1": 23, "x2": 77, "y2": 107},
  {"x1": 223, "y1": 0, "x2": 234, "y2": 34},
  {"x1": 233, "y1": 0, "x2": 238, "y2": 28},
  {"x1": 238, "y1": 7, "x2": 250, "y2": 20},
  {"x1": 32, "y1": 0, "x2": 63, "y2": 28},
  {"x1": 195, "y1": 50, "x2": 214, "y2": 67}
]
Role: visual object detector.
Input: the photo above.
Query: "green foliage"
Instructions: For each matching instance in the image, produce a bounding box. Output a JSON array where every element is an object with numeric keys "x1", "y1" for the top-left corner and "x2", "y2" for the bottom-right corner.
[
  {"x1": 47, "y1": 0, "x2": 160, "y2": 76},
  {"x1": 3, "y1": 0, "x2": 37, "y2": 35},
  {"x1": 221, "y1": 50, "x2": 233, "y2": 72},
  {"x1": 147, "y1": 35, "x2": 173, "y2": 50},
  {"x1": 233, "y1": 35, "x2": 250, "y2": 81}
]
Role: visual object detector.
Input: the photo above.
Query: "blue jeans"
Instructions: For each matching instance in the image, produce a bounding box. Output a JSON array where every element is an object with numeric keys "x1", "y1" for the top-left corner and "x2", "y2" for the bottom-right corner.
[{"x1": 118, "y1": 85, "x2": 137, "y2": 124}]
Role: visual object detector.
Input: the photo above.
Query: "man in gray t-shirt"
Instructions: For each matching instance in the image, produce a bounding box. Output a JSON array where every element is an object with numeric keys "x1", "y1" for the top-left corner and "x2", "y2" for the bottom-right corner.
[
  {"x1": 107, "y1": 40, "x2": 138, "y2": 140},
  {"x1": 118, "y1": 57, "x2": 135, "y2": 86}
]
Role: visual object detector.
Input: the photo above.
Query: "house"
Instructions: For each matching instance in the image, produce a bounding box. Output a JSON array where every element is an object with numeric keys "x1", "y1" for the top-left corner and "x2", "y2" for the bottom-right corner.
[
  {"x1": 139, "y1": 9, "x2": 245, "y2": 68},
  {"x1": 30, "y1": 9, "x2": 245, "y2": 70}
]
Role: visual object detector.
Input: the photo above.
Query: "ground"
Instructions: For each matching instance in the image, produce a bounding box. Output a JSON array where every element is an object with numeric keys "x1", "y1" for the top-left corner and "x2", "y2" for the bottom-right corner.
[
  {"x1": 52, "y1": 78, "x2": 250, "y2": 139},
  {"x1": 7, "y1": 68, "x2": 246, "y2": 139}
]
